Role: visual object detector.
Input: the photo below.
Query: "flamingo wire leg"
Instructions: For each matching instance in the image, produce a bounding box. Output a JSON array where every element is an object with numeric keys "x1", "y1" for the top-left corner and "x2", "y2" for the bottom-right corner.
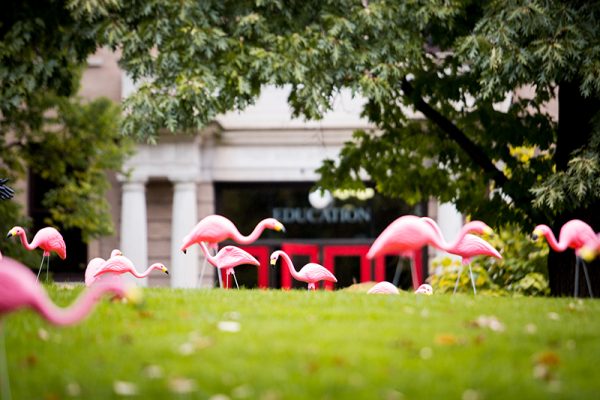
[
  {"x1": 468, "y1": 264, "x2": 477, "y2": 295},
  {"x1": 574, "y1": 257, "x2": 581, "y2": 298},
  {"x1": 232, "y1": 272, "x2": 239, "y2": 289},
  {"x1": 35, "y1": 256, "x2": 46, "y2": 282},
  {"x1": 581, "y1": 259, "x2": 594, "y2": 298},
  {"x1": 198, "y1": 259, "x2": 208, "y2": 288},
  {"x1": 0, "y1": 322, "x2": 12, "y2": 400},
  {"x1": 45, "y1": 257, "x2": 50, "y2": 282},
  {"x1": 217, "y1": 268, "x2": 223, "y2": 289},
  {"x1": 392, "y1": 257, "x2": 403, "y2": 286},
  {"x1": 409, "y1": 256, "x2": 419, "y2": 290},
  {"x1": 198, "y1": 243, "x2": 215, "y2": 288},
  {"x1": 453, "y1": 266, "x2": 463, "y2": 294}
]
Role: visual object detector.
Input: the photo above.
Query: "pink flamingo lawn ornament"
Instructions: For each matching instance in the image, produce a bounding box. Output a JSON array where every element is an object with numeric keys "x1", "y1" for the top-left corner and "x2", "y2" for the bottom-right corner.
[
  {"x1": 270, "y1": 250, "x2": 337, "y2": 291},
  {"x1": 533, "y1": 219, "x2": 596, "y2": 297},
  {"x1": 415, "y1": 283, "x2": 433, "y2": 295},
  {"x1": 84, "y1": 249, "x2": 123, "y2": 287},
  {"x1": 92, "y1": 255, "x2": 169, "y2": 284},
  {"x1": 199, "y1": 243, "x2": 259, "y2": 289},
  {"x1": 180, "y1": 215, "x2": 285, "y2": 287},
  {"x1": 420, "y1": 218, "x2": 501, "y2": 295},
  {"x1": 0, "y1": 256, "x2": 131, "y2": 400},
  {"x1": 579, "y1": 234, "x2": 600, "y2": 263},
  {"x1": 367, "y1": 215, "x2": 493, "y2": 289},
  {"x1": 6, "y1": 226, "x2": 66, "y2": 282},
  {"x1": 367, "y1": 281, "x2": 400, "y2": 294}
]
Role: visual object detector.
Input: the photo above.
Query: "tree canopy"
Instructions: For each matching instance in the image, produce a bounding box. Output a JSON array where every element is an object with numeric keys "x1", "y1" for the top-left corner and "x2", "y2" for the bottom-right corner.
[{"x1": 73, "y1": 0, "x2": 600, "y2": 228}]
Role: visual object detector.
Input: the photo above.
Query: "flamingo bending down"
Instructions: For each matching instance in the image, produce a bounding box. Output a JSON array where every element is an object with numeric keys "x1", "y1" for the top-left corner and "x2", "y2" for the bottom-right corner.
[
  {"x1": 367, "y1": 281, "x2": 399, "y2": 294},
  {"x1": 270, "y1": 250, "x2": 337, "y2": 291},
  {"x1": 367, "y1": 215, "x2": 493, "y2": 289},
  {"x1": 93, "y1": 256, "x2": 168, "y2": 283},
  {"x1": 199, "y1": 243, "x2": 259, "y2": 289},
  {"x1": 0, "y1": 256, "x2": 131, "y2": 400},
  {"x1": 420, "y1": 218, "x2": 501, "y2": 294},
  {"x1": 533, "y1": 220, "x2": 596, "y2": 297},
  {"x1": 6, "y1": 226, "x2": 66, "y2": 282},
  {"x1": 85, "y1": 249, "x2": 123, "y2": 287},
  {"x1": 180, "y1": 215, "x2": 285, "y2": 287},
  {"x1": 448, "y1": 234, "x2": 501, "y2": 294}
]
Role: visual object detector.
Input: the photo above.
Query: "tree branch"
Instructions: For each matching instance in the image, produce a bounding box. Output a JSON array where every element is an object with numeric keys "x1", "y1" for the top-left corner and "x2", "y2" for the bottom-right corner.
[{"x1": 401, "y1": 77, "x2": 508, "y2": 188}]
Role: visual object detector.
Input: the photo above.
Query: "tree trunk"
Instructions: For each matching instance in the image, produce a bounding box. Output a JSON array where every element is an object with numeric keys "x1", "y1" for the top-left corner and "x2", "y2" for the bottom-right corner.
[{"x1": 548, "y1": 80, "x2": 600, "y2": 297}]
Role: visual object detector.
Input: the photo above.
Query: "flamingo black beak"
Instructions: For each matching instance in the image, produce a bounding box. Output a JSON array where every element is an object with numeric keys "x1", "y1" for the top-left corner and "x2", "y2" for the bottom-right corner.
[
  {"x1": 182, "y1": 249, "x2": 187, "y2": 254},
  {"x1": 6, "y1": 232, "x2": 13, "y2": 239}
]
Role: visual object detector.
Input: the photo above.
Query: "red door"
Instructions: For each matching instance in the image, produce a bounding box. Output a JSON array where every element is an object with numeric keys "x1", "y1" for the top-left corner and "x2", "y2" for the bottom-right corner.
[{"x1": 322, "y1": 245, "x2": 371, "y2": 290}]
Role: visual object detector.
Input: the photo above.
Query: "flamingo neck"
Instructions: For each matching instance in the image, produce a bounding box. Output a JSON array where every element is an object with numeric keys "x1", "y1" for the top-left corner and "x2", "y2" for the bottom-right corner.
[
  {"x1": 542, "y1": 228, "x2": 567, "y2": 252},
  {"x1": 233, "y1": 220, "x2": 268, "y2": 244},
  {"x1": 199, "y1": 242, "x2": 218, "y2": 267},
  {"x1": 32, "y1": 283, "x2": 124, "y2": 326},
  {"x1": 136, "y1": 264, "x2": 164, "y2": 278},
  {"x1": 17, "y1": 231, "x2": 36, "y2": 251},
  {"x1": 277, "y1": 252, "x2": 302, "y2": 281},
  {"x1": 444, "y1": 223, "x2": 481, "y2": 251}
]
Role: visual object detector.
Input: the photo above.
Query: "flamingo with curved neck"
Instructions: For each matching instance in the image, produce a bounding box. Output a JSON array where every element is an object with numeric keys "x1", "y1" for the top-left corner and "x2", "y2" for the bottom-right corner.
[
  {"x1": 0, "y1": 256, "x2": 131, "y2": 400},
  {"x1": 6, "y1": 226, "x2": 66, "y2": 282},
  {"x1": 367, "y1": 216, "x2": 493, "y2": 259},
  {"x1": 270, "y1": 250, "x2": 337, "y2": 291},
  {"x1": 198, "y1": 243, "x2": 259, "y2": 289},
  {"x1": 0, "y1": 256, "x2": 128, "y2": 325},
  {"x1": 181, "y1": 215, "x2": 285, "y2": 252},
  {"x1": 93, "y1": 256, "x2": 168, "y2": 281},
  {"x1": 85, "y1": 249, "x2": 123, "y2": 286},
  {"x1": 533, "y1": 219, "x2": 596, "y2": 297}
]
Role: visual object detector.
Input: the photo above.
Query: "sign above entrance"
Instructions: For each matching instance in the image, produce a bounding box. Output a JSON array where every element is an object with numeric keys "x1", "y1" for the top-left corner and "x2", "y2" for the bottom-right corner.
[{"x1": 272, "y1": 207, "x2": 372, "y2": 225}]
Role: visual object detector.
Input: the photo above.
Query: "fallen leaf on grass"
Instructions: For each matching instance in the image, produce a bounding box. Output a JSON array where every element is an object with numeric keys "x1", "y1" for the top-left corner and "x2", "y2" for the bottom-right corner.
[
  {"x1": 467, "y1": 315, "x2": 505, "y2": 332},
  {"x1": 23, "y1": 354, "x2": 37, "y2": 368},
  {"x1": 209, "y1": 394, "x2": 230, "y2": 400},
  {"x1": 532, "y1": 351, "x2": 560, "y2": 382},
  {"x1": 462, "y1": 389, "x2": 482, "y2": 400},
  {"x1": 168, "y1": 377, "x2": 197, "y2": 394},
  {"x1": 113, "y1": 381, "x2": 138, "y2": 396},
  {"x1": 524, "y1": 323, "x2": 537, "y2": 335},
  {"x1": 66, "y1": 382, "x2": 81, "y2": 397},
  {"x1": 547, "y1": 312, "x2": 560, "y2": 321},
  {"x1": 218, "y1": 321, "x2": 241, "y2": 333},
  {"x1": 232, "y1": 384, "x2": 254, "y2": 398},
  {"x1": 434, "y1": 333, "x2": 461, "y2": 346},
  {"x1": 38, "y1": 328, "x2": 49, "y2": 341},
  {"x1": 142, "y1": 364, "x2": 163, "y2": 379}
]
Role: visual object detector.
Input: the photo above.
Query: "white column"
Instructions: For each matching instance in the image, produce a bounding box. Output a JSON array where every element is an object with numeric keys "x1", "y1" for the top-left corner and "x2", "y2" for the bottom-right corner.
[
  {"x1": 170, "y1": 180, "x2": 199, "y2": 288},
  {"x1": 436, "y1": 202, "x2": 463, "y2": 260},
  {"x1": 120, "y1": 180, "x2": 149, "y2": 286}
]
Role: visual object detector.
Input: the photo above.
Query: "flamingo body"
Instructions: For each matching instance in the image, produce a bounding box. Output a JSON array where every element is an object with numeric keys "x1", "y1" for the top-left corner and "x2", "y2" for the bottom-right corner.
[
  {"x1": 85, "y1": 249, "x2": 123, "y2": 286},
  {"x1": 449, "y1": 234, "x2": 502, "y2": 265},
  {"x1": 202, "y1": 244, "x2": 260, "y2": 274},
  {"x1": 0, "y1": 256, "x2": 127, "y2": 326},
  {"x1": 367, "y1": 216, "x2": 493, "y2": 259},
  {"x1": 93, "y1": 256, "x2": 168, "y2": 280},
  {"x1": 181, "y1": 214, "x2": 285, "y2": 252},
  {"x1": 7, "y1": 226, "x2": 66, "y2": 259},
  {"x1": 533, "y1": 220, "x2": 596, "y2": 252},
  {"x1": 367, "y1": 281, "x2": 399, "y2": 294},
  {"x1": 270, "y1": 250, "x2": 337, "y2": 290},
  {"x1": 415, "y1": 284, "x2": 433, "y2": 295}
]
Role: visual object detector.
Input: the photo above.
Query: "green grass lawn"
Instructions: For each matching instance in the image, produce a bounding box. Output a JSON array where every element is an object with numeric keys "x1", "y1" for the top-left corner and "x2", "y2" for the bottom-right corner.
[{"x1": 5, "y1": 286, "x2": 600, "y2": 399}]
